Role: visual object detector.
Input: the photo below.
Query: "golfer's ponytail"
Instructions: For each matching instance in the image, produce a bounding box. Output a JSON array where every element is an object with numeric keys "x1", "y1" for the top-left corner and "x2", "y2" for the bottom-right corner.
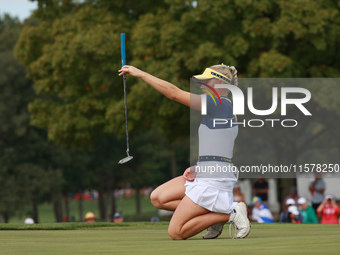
[{"x1": 229, "y1": 66, "x2": 238, "y2": 87}]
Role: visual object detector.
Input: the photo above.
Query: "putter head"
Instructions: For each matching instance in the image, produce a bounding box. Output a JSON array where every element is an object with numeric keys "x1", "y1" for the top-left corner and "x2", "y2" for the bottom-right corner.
[{"x1": 118, "y1": 155, "x2": 133, "y2": 164}]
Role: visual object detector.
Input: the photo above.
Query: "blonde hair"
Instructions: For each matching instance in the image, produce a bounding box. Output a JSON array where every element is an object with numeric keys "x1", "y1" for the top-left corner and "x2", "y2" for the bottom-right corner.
[{"x1": 210, "y1": 64, "x2": 238, "y2": 86}]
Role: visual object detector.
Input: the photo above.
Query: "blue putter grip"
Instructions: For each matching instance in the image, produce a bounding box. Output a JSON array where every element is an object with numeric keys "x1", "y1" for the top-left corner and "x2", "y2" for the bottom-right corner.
[{"x1": 121, "y1": 33, "x2": 126, "y2": 66}]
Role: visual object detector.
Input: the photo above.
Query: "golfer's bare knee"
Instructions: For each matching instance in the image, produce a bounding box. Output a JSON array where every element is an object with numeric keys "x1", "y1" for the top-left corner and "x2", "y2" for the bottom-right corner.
[
  {"x1": 150, "y1": 190, "x2": 162, "y2": 209},
  {"x1": 168, "y1": 227, "x2": 185, "y2": 240}
]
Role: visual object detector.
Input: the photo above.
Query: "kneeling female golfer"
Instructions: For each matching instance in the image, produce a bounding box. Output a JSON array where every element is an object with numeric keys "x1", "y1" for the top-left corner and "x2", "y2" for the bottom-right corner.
[{"x1": 118, "y1": 64, "x2": 250, "y2": 240}]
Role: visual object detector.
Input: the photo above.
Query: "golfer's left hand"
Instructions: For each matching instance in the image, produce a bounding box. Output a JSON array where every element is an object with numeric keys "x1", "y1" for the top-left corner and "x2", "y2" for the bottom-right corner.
[
  {"x1": 183, "y1": 166, "x2": 196, "y2": 181},
  {"x1": 118, "y1": 65, "x2": 144, "y2": 78}
]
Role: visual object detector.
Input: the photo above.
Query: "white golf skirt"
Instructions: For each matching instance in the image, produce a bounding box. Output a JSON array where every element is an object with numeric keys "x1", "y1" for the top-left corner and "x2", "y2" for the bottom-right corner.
[{"x1": 185, "y1": 162, "x2": 238, "y2": 214}]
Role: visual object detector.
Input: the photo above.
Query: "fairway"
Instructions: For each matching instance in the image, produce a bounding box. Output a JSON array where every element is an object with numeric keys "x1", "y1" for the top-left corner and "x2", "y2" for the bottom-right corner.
[{"x1": 0, "y1": 223, "x2": 339, "y2": 255}]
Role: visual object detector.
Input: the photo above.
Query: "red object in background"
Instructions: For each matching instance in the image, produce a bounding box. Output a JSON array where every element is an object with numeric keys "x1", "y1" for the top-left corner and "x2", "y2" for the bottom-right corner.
[
  {"x1": 75, "y1": 193, "x2": 91, "y2": 201},
  {"x1": 320, "y1": 205, "x2": 340, "y2": 224},
  {"x1": 82, "y1": 193, "x2": 91, "y2": 200}
]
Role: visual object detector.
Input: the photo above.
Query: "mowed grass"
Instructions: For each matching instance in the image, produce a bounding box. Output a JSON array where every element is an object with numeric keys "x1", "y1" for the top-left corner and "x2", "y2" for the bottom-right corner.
[{"x1": 0, "y1": 223, "x2": 339, "y2": 255}]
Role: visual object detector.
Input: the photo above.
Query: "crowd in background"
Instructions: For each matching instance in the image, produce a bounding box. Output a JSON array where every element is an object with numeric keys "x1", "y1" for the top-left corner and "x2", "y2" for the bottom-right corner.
[
  {"x1": 81, "y1": 178, "x2": 340, "y2": 224},
  {"x1": 234, "y1": 178, "x2": 340, "y2": 225},
  {"x1": 30, "y1": 178, "x2": 338, "y2": 225}
]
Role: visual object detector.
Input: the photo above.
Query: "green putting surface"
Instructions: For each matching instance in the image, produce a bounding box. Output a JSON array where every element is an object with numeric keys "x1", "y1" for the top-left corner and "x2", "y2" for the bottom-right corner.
[{"x1": 0, "y1": 223, "x2": 339, "y2": 255}]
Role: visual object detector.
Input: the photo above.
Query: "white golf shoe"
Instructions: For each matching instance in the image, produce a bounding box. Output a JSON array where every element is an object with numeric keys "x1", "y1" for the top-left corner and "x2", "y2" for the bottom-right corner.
[
  {"x1": 228, "y1": 202, "x2": 251, "y2": 239},
  {"x1": 202, "y1": 222, "x2": 225, "y2": 239}
]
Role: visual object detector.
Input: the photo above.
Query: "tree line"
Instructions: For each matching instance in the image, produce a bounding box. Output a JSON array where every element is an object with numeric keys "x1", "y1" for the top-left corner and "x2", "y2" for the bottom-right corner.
[{"x1": 1, "y1": 0, "x2": 340, "y2": 222}]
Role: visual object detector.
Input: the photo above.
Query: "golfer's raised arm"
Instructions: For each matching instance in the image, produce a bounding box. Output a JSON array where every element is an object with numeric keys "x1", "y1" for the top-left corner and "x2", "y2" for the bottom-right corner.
[{"x1": 118, "y1": 65, "x2": 201, "y2": 110}]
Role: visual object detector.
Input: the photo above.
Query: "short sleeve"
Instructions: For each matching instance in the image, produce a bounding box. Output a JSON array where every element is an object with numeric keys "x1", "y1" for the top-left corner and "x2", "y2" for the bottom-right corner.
[{"x1": 335, "y1": 206, "x2": 340, "y2": 214}]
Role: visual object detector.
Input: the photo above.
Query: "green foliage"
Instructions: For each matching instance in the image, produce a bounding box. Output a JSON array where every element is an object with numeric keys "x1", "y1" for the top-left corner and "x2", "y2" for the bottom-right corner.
[
  {"x1": 120, "y1": 128, "x2": 178, "y2": 187},
  {"x1": 0, "y1": 14, "x2": 78, "y2": 222},
  {"x1": 0, "y1": 15, "x2": 31, "y2": 218},
  {"x1": 11, "y1": 0, "x2": 340, "y2": 207},
  {"x1": 16, "y1": 5, "x2": 133, "y2": 147},
  {"x1": 17, "y1": 0, "x2": 340, "y2": 148},
  {"x1": 0, "y1": 15, "x2": 44, "y2": 219}
]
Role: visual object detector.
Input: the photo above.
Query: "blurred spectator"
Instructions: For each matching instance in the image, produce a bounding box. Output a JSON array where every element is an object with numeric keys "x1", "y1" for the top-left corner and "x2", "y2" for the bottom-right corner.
[
  {"x1": 113, "y1": 212, "x2": 124, "y2": 223},
  {"x1": 75, "y1": 191, "x2": 91, "y2": 201},
  {"x1": 83, "y1": 189, "x2": 91, "y2": 200},
  {"x1": 114, "y1": 189, "x2": 119, "y2": 198},
  {"x1": 150, "y1": 216, "x2": 160, "y2": 222},
  {"x1": 250, "y1": 196, "x2": 274, "y2": 223},
  {"x1": 144, "y1": 187, "x2": 153, "y2": 197},
  {"x1": 286, "y1": 198, "x2": 296, "y2": 207},
  {"x1": 84, "y1": 212, "x2": 96, "y2": 223},
  {"x1": 233, "y1": 184, "x2": 245, "y2": 202},
  {"x1": 316, "y1": 195, "x2": 340, "y2": 224},
  {"x1": 286, "y1": 206, "x2": 301, "y2": 223},
  {"x1": 309, "y1": 177, "x2": 325, "y2": 211},
  {"x1": 119, "y1": 189, "x2": 124, "y2": 198},
  {"x1": 298, "y1": 197, "x2": 318, "y2": 224},
  {"x1": 279, "y1": 198, "x2": 297, "y2": 222},
  {"x1": 24, "y1": 218, "x2": 34, "y2": 224},
  {"x1": 253, "y1": 178, "x2": 268, "y2": 202},
  {"x1": 283, "y1": 187, "x2": 299, "y2": 207},
  {"x1": 90, "y1": 190, "x2": 99, "y2": 200},
  {"x1": 124, "y1": 188, "x2": 131, "y2": 198}
]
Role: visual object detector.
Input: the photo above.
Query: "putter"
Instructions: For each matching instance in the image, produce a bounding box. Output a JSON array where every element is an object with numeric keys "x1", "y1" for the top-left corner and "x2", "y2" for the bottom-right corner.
[{"x1": 118, "y1": 33, "x2": 133, "y2": 164}]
